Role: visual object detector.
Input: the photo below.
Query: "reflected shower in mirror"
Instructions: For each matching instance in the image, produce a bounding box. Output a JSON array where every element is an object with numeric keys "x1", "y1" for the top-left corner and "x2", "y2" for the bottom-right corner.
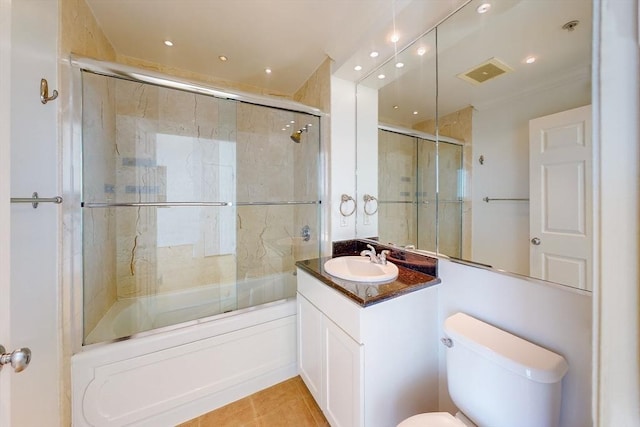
[{"x1": 356, "y1": 0, "x2": 592, "y2": 291}]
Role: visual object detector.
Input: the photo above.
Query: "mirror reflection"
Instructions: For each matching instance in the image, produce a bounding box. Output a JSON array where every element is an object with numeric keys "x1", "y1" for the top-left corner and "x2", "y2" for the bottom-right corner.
[{"x1": 357, "y1": 0, "x2": 592, "y2": 291}]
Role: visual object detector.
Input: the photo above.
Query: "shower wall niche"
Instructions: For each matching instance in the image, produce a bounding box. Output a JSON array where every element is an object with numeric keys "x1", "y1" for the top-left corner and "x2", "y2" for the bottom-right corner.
[{"x1": 81, "y1": 71, "x2": 321, "y2": 345}]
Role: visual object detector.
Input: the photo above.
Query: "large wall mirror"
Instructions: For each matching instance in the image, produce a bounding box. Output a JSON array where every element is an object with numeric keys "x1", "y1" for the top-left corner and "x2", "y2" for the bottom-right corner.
[{"x1": 356, "y1": 0, "x2": 592, "y2": 291}]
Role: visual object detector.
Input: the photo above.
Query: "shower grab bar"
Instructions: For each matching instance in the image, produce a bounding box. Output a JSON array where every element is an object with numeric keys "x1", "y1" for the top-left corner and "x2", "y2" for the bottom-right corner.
[
  {"x1": 11, "y1": 192, "x2": 63, "y2": 209},
  {"x1": 82, "y1": 200, "x2": 320, "y2": 208},
  {"x1": 482, "y1": 197, "x2": 529, "y2": 203}
]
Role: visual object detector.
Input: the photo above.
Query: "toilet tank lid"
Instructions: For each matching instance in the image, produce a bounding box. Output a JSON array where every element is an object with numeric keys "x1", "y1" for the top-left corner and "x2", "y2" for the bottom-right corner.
[{"x1": 444, "y1": 312, "x2": 569, "y2": 383}]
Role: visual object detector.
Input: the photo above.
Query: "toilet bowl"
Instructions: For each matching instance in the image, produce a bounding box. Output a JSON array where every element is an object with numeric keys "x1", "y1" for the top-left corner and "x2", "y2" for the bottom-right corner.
[
  {"x1": 397, "y1": 313, "x2": 569, "y2": 427},
  {"x1": 398, "y1": 412, "x2": 476, "y2": 427}
]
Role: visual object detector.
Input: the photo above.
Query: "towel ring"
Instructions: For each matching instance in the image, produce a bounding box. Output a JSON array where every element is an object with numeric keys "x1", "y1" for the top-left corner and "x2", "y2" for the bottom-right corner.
[
  {"x1": 339, "y1": 194, "x2": 356, "y2": 217},
  {"x1": 363, "y1": 194, "x2": 378, "y2": 215}
]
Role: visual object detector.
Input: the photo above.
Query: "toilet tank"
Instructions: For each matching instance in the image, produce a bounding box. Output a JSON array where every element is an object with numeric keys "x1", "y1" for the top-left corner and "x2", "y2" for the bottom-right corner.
[{"x1": 443, "y1": 313, "x2": 569, "y2": 427}]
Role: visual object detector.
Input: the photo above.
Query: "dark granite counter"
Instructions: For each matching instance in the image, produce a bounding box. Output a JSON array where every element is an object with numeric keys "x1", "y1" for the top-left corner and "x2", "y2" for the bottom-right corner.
[{"x1": 295, "y1": 256, "x2": 441, "y2": 307}]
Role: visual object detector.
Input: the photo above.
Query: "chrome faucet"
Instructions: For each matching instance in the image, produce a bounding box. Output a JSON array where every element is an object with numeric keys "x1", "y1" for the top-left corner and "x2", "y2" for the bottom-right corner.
[{"x1": 360, "y1": 244, "x2": 389, "y2": 265}]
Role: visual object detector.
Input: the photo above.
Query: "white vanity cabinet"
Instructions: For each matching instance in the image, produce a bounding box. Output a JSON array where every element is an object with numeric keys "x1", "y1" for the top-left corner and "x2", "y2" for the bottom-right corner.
[{"x1": 296, "y1": 268, "x2": 440, "y2": 427}]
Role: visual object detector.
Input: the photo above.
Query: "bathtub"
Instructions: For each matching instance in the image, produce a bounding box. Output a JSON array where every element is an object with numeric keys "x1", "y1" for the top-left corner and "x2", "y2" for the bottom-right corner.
[
  {"x1": 84, "y1": 272, "x2": 297, "y2": 345},
  {"x1": 72, "y1": 273, "x2": 298, "y2": 427}
]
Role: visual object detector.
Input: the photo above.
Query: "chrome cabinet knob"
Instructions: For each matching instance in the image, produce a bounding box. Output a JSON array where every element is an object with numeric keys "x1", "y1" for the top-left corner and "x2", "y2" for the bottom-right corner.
[
  {"x1": 530, "y1": 237, "x2": 541, "y2": 245},
  {"x1": 0, "y1": 345, "x2": 32, "y2": 373}
]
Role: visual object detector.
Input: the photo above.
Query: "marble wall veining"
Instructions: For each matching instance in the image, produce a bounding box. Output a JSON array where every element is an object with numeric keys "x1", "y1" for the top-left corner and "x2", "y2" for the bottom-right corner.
[
  {"x1": 60, "y1": 0, "x2": 119, "y2": 423},
  {"x1": 81, "y1": 73, "x2": 117, "y2": 336},
  {"x1": 81, "y1": 73, "x2": 321, "y2": 334},
  {"x1": 235, "y1": 102, "x2": 320, "y2": 281},
  {"x1": 60, "y1": 0, "x2": 117, "y2": 61}
]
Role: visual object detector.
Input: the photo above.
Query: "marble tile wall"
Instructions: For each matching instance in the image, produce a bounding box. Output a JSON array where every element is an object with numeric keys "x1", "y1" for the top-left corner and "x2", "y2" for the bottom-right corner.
[
  {"x1": 417, "y1": 138, "x2": 438, "y2": 252},
  {"x1": 378, "y1": 129, "x2": 417, "y2": 246},
  {"x1": 414, "y1": 106, "x2": 473, "y2": 258},
  {"x1": 81, "y1": 73, "x2": 117, "y2": 337},
  {"x1": 82, "y1": 75, "x2": 321, "y2": 309},
  {"x1": 377, "y1": 128, "x2": 442, "y2": 252},
  {"x1": 437, "y1": 142, "x2": 464, "y2": 257},
  {"x1": 235, "y1": 102, "x2": 320, "y2": 281},
  {"x1": 60, "y1": 0, "x2": 118, "y2": 422}
]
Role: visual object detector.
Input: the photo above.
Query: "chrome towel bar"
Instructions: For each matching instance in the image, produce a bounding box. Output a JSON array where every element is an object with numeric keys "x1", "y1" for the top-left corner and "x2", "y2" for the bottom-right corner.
[
  {"x1": 82, "y1": 200, "x2": 321, "y2": 208},
  {"x1": 11, "y1": 192, "x2": 63, "y2": 209},
  {"x1": 483, "y1": 197, "x2": 529, "y2": 203}
]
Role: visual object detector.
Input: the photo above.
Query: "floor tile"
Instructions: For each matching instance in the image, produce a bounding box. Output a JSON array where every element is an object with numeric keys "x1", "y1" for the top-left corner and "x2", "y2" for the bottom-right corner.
[{"x1": 178, "y1": 376, "x2": 328, "y2": 427}]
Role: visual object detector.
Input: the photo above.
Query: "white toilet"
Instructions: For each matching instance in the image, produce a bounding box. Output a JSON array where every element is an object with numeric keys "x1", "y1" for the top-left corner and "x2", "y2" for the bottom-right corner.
[{"x1": 398, "y1": 312, "x2": 569, "y2": 427}]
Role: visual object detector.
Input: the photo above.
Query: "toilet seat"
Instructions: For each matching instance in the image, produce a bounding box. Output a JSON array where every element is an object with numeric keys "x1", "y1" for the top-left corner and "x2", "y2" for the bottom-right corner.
[{"x1": 397, "y1": 412, "x2": 467, "y2": 427}]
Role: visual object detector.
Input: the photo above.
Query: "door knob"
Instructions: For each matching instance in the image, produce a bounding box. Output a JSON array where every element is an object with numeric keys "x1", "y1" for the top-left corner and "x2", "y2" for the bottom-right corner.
[
  {"x1": 0, "y1": 345, "x2": 32, "y2": 373},
  {"x1": 530, "y1": 237, "x2": 541, "y2": 245}
]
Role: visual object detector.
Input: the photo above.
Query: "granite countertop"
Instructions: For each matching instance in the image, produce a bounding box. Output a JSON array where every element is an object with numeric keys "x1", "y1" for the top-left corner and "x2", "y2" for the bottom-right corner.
[{"x1": 295, "y1": 256, "x2": 441, "y2": 307}]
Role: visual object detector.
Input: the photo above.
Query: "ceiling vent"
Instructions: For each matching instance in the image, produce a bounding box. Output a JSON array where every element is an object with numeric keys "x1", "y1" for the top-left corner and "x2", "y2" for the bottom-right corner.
[{"x1": 457, "y1": 57, "x2": 513, "y2": 85}]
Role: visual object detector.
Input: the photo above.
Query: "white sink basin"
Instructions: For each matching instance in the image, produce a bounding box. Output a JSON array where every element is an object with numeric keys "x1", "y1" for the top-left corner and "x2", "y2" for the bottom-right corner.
[{"x1": 323, "y1": 256, "x2": 399, "y2": 283}]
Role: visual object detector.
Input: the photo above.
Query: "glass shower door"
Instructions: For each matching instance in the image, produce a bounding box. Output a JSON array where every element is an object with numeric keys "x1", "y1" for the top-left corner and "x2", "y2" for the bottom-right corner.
[
  {"x1": 377, "y1": 129, "x2": 418, "y2": 247},
  {"x1": 80, "y1": 71, "x2": 321, "y2": 345}
]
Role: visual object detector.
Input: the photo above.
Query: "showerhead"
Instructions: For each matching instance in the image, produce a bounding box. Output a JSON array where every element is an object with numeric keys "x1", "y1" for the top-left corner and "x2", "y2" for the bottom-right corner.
[{"x1": 290, "y1": 126, "x2": 308, "y2": 143}]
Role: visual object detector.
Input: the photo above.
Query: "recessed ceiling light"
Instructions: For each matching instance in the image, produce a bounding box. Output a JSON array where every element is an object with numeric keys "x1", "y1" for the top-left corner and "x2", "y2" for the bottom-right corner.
[
  {"x1": 218, "y1": 55, "x2": 228, "y2": 61},
  {"x1": 390, "y1": 33, "x2": 400, "y2": 43},
  {"x1": 476, "y1": 3, "x2": 491, "y2": 14},
  {"x1": 378, "y1": 74, "x2": 386, "y2": 79},
  {"x1": 265, "y1": 68, "x2": 272, "y2": 74},
  {"x1": 290, "y1": 120, "x2": 295, "y2": 123},
  {"x1": 395, "y1": 62, "x2": 405, "y2": 68},
  {"x1": 413, "y1": 111, "x2": 419, "y2": 115},
  {"x1": 164, "y1": 40, "x2": 174, "y2": 47},
  {"x1": 354, "y1": 65, "x2": 362, "y2": 71},
  {"x1": 525, "y1": 56, "x2": 537, "y2": 64},
  {"x1": 393, "y1": 105, "x2": 399, "y2": 109},
  {"x1": 370, "y1": 51, "x2": 379, "y2": 58},
  {"x1": 417, "y1": 47, "x2": 427, "y2": 56}
]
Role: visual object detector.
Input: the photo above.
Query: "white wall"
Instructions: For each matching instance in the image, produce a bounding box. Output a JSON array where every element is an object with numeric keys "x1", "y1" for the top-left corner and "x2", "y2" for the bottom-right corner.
[
  {"x1": 355, "y1": 85, "x2": 379, "y2": 239},
  {"x1": 472, "y1": 72, "x2": 590, "y2": 276},
  {"x1": 437, "y1": 260, "x2": 592, "y2": 427},
  {"x1": 8, "y1": 0, "x2": 61, "y2": 425},
  {"x1": 0, "y1": 0, "x2": 12, "y2": 425},
  {"x1": 594, "y1": 0, "x2": 640, "y2": 425},
  {"x1": 329, "y1": 76, "x2": 357, "y2": 243}
]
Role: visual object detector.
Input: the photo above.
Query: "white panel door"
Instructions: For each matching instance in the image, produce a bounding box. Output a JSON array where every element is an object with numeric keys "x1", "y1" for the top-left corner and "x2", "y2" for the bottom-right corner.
[
  {"x1": 1, "y1": 0, "x2": 61, "y2": 425},
  {"x1": 529, "y1": 105, "x2": 592, "y2": 290}
]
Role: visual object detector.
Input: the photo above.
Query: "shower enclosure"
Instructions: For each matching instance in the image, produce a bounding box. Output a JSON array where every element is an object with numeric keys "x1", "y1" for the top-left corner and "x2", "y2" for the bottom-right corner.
[
  {"x1": 78, "y1": 66, "x2": 321, "y2": 346},
  {"x1": 377, "y1": 127, "x2": 463, "y2": 257}
]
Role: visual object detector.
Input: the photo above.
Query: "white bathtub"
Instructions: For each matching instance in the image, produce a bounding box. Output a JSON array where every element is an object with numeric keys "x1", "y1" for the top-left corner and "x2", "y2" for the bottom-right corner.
[
  {"x1": 85, "y1": 272, "x2": 297, "y2": 345},
  {"x1": 72, "y1": 274, "x2": 298, "y2": 427}
]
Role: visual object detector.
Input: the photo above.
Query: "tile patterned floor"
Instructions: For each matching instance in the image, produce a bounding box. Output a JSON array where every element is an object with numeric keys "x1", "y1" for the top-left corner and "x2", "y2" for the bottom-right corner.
[{"x1": 177, "y1": 376, "x2": 330, "y2": 427}]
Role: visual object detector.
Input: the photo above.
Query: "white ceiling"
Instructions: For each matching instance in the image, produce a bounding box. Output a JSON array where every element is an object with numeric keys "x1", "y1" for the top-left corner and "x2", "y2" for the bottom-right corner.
[
  {"x1": 360, "y1": 0, "x2": 592, "y2": 126},
  {"x1": 85, "y1": 0, "x2": 467, "y2": 95}
]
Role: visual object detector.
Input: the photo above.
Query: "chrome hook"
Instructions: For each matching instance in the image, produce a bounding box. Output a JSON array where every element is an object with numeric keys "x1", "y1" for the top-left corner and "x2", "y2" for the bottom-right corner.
[{"x1": 40, "y1": 78, "x2": 58, "y2": 104}]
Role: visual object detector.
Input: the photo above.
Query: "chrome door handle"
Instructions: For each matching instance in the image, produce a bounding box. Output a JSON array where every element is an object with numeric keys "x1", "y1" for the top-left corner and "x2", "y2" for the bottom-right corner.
[
  {"x1": 0, "y1": 345, "x2": 32, "y2": 373},
  {"x1": 530, "y1": 237, "x2": 541, "y2": 245}
]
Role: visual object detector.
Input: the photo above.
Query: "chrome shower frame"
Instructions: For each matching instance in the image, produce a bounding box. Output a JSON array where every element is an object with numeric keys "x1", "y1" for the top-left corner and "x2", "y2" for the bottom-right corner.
[{"x1": 62, "y1": 55, "x2": 329, "y2": 353}]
